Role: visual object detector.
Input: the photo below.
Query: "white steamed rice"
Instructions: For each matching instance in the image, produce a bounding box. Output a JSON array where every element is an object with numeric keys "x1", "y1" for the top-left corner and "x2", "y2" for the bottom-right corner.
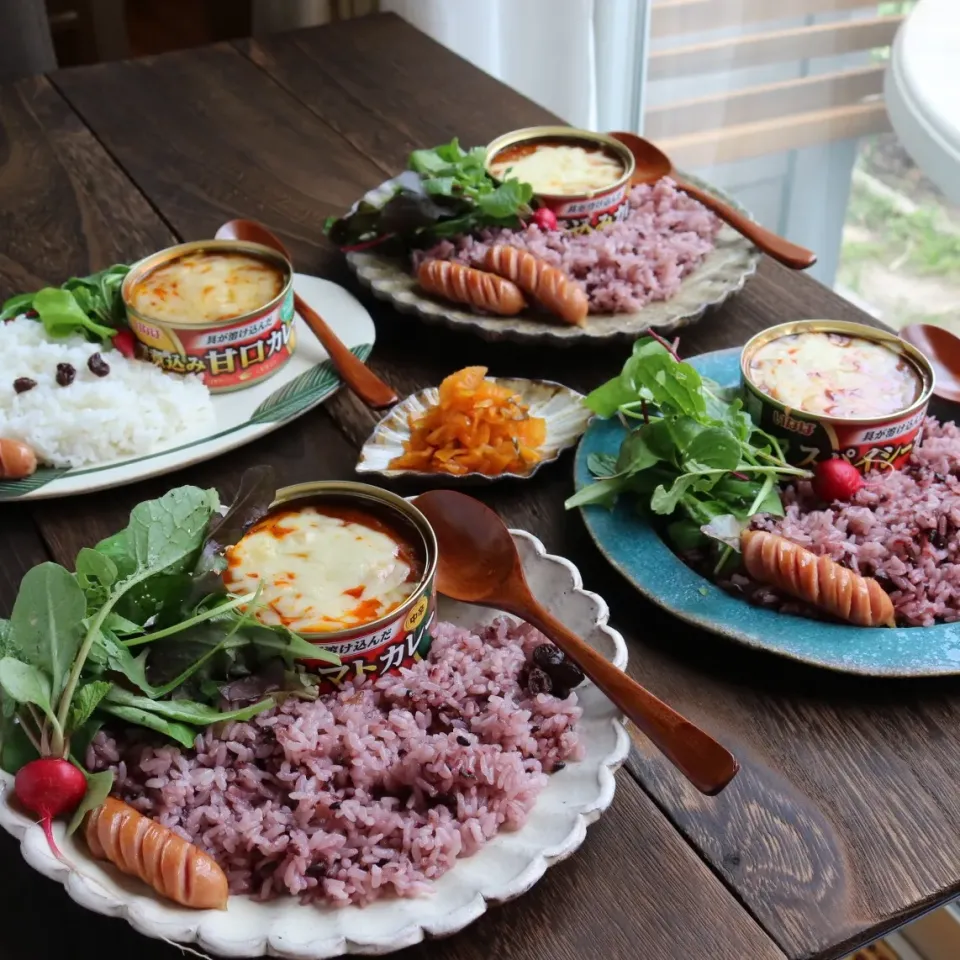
[{"x1": 2, "y1": 316, "x2": 214, "y2": 468}]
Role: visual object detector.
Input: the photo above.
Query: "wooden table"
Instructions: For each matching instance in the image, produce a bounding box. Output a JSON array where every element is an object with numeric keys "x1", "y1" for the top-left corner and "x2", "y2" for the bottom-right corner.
[{"x1": 1, "y1": 14, "x2": 958, "y2": 960}]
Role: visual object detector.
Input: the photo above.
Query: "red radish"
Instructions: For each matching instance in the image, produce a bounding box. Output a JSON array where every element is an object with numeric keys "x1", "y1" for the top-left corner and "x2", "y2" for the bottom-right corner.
[
  {"x1": 532, "y1": 207, "x2": 558, "y2": 231},
  {"x1": 813, "y1": 458, "x2": 863, "y2": 502},
  {"x1": 112, "y1": 328, "x2": 136, "y2": 359},
  {"x1": 14, "y1": 758, "x2": 87, "y2": 859}
]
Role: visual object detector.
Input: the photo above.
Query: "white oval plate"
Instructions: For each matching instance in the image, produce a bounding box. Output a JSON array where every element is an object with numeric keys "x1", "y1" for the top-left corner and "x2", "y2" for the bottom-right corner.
[
  {"x1": 356, "y1": 377, "x2": 592, "y2": 483},
  {"x1": 0, "y1": 275, "x2": 376, "y2": 502},
  {"x1": 345, "y1": 173, "x2": 759, "y2": 346},
  {"x1": 0, "y1": 529, "x2": 628, "y2": 959}
]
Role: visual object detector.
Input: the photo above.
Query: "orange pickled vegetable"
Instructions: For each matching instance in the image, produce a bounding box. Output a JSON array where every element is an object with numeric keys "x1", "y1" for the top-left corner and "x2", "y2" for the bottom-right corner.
[{"x1": 389, "y1": 367, "x2": 547, "y2": 476}]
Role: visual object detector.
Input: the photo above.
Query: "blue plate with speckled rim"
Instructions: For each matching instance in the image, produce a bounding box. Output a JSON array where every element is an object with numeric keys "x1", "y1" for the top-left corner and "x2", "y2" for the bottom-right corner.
[{"x1": 573, "y1": 346, "x2": 960, "y2": 677}]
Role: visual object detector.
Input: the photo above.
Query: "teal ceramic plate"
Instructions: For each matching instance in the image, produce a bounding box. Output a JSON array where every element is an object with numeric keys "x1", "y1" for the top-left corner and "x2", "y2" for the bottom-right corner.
[{"x1": 573, "y1": 346, "x2": 960, "y2": 677}]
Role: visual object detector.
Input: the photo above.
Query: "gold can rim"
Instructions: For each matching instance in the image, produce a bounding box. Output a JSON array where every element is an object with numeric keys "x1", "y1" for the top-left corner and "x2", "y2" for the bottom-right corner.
[
  {"x1": 122, "y1": 239, "x2": 294, "y2": 331},
  {"x1": 484, "y1": 126, "x2": 636, "y2": 201},
  {"x1": 740, "y1": 319, "x2": 935, "y2": 425},
  {"x1": 263, "y1": 481, "x2": 439, "y2": 643}
]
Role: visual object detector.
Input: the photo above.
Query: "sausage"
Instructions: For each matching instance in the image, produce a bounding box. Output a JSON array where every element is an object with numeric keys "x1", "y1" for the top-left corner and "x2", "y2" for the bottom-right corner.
[
  {"x1": 482, "y1": 245, "x2": 588, "y2": 327},
  {"x1": 85, "y1": 797, "x2": 228, "y2": 910},
  {"x1": 741, "y1": 529, "x2": 896, "y2": 628},
  {"x1": 416, "y1": 260, "x2": 526, "y2": 316},
  {"x1": 0, "y1": 438, "x2": 37, "y2": 480}
]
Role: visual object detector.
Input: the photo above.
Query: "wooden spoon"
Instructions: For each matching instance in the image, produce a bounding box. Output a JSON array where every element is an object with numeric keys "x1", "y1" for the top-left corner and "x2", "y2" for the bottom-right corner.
[
  {"x1": 608, "y1": 131, "x2": 817, "y2": 271},
  {"x1": 215, "y1": 219, "x2": 397, "y2": 409},
  {"x1": 413, "y1": 489, "x2": 740, "y2": 796},
  {"x1": 900, "y1": 323, "x2": 959, "y2": 402}
]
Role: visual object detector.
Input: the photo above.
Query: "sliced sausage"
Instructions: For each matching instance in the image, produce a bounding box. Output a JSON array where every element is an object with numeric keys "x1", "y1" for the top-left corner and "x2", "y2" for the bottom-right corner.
[
  {"x1": 85, "y1": 797, "x2": 228, "y2": 910},
  {"x1": 482, "y1": 245, "x2": 588, "y2": 327},
  {"x1": 741, "y1": 529, "x2": 896, "y2": 628},
  {"x1": 0, "y1": 438, "x2": 37, "y2": 479},
  {"x1": 417, "y1": 260, "x2": 526, "y2": 316}
]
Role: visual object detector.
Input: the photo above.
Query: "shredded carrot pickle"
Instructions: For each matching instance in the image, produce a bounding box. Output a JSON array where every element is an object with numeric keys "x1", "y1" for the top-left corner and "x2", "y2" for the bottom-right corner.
[{"x1": 390, "y1": 367, "x2": 547, "y2": 476}]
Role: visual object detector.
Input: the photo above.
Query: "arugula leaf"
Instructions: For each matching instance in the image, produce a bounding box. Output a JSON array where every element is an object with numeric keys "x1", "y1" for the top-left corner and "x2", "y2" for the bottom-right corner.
[
  {"x1": 89, "y1": 629, "x2": 154, "y2": 695},
  {"x1": 66, "y1": 770, "x2": 114, "y2": 836},
  {"x1": 99, "y1": 704, "x2": 197, "y2": 748},
  {"x1": 615, "y1": 426, "x2": 665, "y2": 475},
  {"x1": 7, "y1": 563, "x2": 85, "y2": 699},
  {"x1": 0, "y1": 658, "x2": 54, "y2": 721},
  {"x1": 67, "y1": 681, "x2": 112, "y2": 731},
  {"x1": 105, "y1": 687, "x2": 274, "y2": 725},
  {"x1": 650, "y1": 475, "x2": 704, "y2": 515}
]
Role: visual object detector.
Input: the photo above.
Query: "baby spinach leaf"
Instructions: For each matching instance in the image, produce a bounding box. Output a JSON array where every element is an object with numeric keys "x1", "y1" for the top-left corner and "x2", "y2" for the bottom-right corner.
[
  {"x1": 7, "y1": 562, "x2": 85, "y2": 698},
  {"x1": 99, "y1": 704, "x2": 197, "y2": 748},
  {"x1": 105, "y1": 687, "x2": 273, "y2": 725},
  {"x1": 67, "y1": 680, "x2": 112, "y2": 731},
  {"x1": 0, "y1": 619, "x2": 9, "y2": 657},
  {"x1": 67, "y1": 770, "x2": 114, "y2": 836},
  {"x1": 565, "y1": 477, "x2": 625, "y2": 510},
  {"x1": 0, "y1": 658, "x2": 54, "y2": 719},
  {"x1": 75, "y1": 548, "x2": 117, "y2": 589},
  {"x1": 0, "y1": 291, "x2": 35, "y2": 322},
  {"x1": 666, "y1": 519, "x2": 705, "y2": 552},
  {"x1": 32, "y1": 288, "x2": 116, "y2": 341},
  {"x1": 90, "y1": 629, "x2": 154, "y2": 696},
  {"x1": 102, "y1": 613, "x2": 143, "y2": 637},
  {"x1": 127, "y1": 485, "x2": 220, "y2": 574},
  {"x1": 0, "y1": 715, "x2": 38, "y2": 774},
  {"x1": 615, "y1": 427, "x2": 665, "y2": 476},
  {"x1": 584, "y1": 374, "x2": 637, "y2": 418}
]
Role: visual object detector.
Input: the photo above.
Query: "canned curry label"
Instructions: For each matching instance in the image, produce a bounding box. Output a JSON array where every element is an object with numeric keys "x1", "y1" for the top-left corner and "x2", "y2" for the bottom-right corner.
[
  {"x1": 744, "y1": 387, "x2": 927, "y2": 473},
  {"x1": 540, "y1": 183, "x2": 630, "y2": 232},
  {"x1": 130, "y1": 288, "x2": 296, "y2": 392},
  {"x1": 303, "y1": 578, "x2": 436, "y2": 695},
  {"x1": 740, "y1": 319, "x2": 935, "y2": 475},
  {"x1": 123, "y1": 240, "x2": 297, "y2": 394}
]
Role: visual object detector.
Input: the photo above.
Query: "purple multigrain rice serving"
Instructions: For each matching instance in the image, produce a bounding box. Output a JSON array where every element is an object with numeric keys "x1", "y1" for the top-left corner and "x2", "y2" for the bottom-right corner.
[
  {"x1": 732, "y1": 418, "x2": 960, "y2": 626},
  {"x1": 413, "y1": 179, "x2": 721, "y2": 314},
  {"x1": 88, "y1": 618, "x2": 583, "y2": 906}
]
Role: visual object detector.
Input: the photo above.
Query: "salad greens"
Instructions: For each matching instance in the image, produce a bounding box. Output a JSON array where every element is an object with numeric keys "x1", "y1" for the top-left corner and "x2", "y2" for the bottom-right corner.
[
  {"x1": 324, "y1": 139, "x2": 534, "y2": 252},
  {"x1": 0, "y1": 468, "x2": 339, "y2": 812},
  {"x1": 565, "y1": 335, "x2": 811, "y2": 567},
  {"x1": 0, "y1": 263, "x2": 130, "y2": 342}
]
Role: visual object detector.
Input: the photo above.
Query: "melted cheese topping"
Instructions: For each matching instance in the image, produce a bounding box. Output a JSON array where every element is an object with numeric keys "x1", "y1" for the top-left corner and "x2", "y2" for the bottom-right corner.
[
  {"x1": 130, "y1": 251, "x2": 284, "y2": 325},
  {"x1": 748, "y1": 332, "x2": 921, "y2": 418},
  {"x1": 489, "y1": 143, "x2": 623, "y2": 195},
  {"x1": 223, "y1": 506, "x2": 421, "y2": 633}
]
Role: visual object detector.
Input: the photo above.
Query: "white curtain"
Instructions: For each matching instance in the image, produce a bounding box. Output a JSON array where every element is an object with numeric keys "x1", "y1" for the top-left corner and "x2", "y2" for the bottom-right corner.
[{"x1": 380, "y1": 0, "x2": 647, "y2": 132}]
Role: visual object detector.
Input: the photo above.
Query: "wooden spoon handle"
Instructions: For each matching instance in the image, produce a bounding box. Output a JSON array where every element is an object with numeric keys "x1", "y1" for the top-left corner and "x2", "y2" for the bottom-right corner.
[
  {"x1": 674, "y1": 176, "x2": 817, "y2": 271},
  {"x1": 294, "y1": 292, "x2": 397, "y2": 409},
  {"x1": 517, "y1": 601, "x2": 738, "y2": 795}
]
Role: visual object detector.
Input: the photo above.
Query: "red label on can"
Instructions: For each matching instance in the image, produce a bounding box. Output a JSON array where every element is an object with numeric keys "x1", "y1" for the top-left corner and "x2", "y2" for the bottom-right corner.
[
  {"x1": 130, "y1": 287, "x2": 296, "y2": 392},
  {"x1": 539, "y1": 183, "x2": 629, "y2": 231},
  {"x1": 746, "y1": 383, "x2": 928, "y2": 474},
  {"x1": 301, "y1": 585, "x2": 435, "y2": 695}
]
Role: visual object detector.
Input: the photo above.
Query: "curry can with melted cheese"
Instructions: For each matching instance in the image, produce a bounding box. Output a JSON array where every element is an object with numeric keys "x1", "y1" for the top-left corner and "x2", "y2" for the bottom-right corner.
[
  {"x1": 122, "y1": 240, "x2": 296, "y2": 393},
  {"x1": 485, "y1": 126, "x2": 635, "y2": 233},
  {"x1": 224, "y1": 482, "x2": 438, "y2": 694},
  {"x1": 741, "y1": 320, "x2": 935, "y2": 474}
]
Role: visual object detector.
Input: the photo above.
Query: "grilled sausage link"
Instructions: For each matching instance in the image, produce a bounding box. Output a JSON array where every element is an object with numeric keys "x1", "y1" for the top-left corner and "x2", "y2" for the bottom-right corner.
[
  {"x1": 0, "y1": 438, "x2": 38, "y2": 479},
  {"x1": 741, "y1": 529, "x2": 895, "y2": 628},
  {"x1": 482, "y1": 245, "x2": 588, "y2": 327},
  {"x1": 417, "y1": 259, "x2": 526, "y2": 316},
  {"x1": 85, "y1": 797, "x2": 228, "y2": 910}
]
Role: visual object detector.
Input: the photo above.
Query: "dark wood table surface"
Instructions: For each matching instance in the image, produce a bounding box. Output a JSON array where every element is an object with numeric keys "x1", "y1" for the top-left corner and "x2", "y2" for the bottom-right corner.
[{"x1": 2, "y1": 13, "x2": 959, "y2": 960}]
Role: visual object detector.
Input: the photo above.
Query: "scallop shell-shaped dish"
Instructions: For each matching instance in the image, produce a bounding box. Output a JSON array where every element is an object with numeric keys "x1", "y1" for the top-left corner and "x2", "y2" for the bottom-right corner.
[
  {"x1": 357, "y1": 377, "x2": 592, "y2": 483},
  {"x1": 346, "y1": 171, "x2": 759, "y2": 346}
]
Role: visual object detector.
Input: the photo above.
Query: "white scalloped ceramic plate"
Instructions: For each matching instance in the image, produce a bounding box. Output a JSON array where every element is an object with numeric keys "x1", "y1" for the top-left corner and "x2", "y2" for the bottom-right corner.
[
  {"x1": 356, "y1": 377, "x2": 592, "y2": 484},
  {"x1": 0, "y1": 529, "x2": 629, "y2": 959},
  {"x1": 345, "y1": 173, "x2": 759, "y2": 346}
]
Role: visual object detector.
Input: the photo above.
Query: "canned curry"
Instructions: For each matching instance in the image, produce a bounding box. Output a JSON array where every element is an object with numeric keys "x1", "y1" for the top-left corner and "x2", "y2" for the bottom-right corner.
[
  {"x1": 740, "y1": 320, "x2": 935, "y2": 474},
  {"x1": 122, "y1": 240, "x2": 296, "y2": 393},
  {"x1": 223, "y1": 481, "x2": 438, "y2": 695},
  {"x1": 485, "y1": 126, "x2": 635, "y2": 233}
]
